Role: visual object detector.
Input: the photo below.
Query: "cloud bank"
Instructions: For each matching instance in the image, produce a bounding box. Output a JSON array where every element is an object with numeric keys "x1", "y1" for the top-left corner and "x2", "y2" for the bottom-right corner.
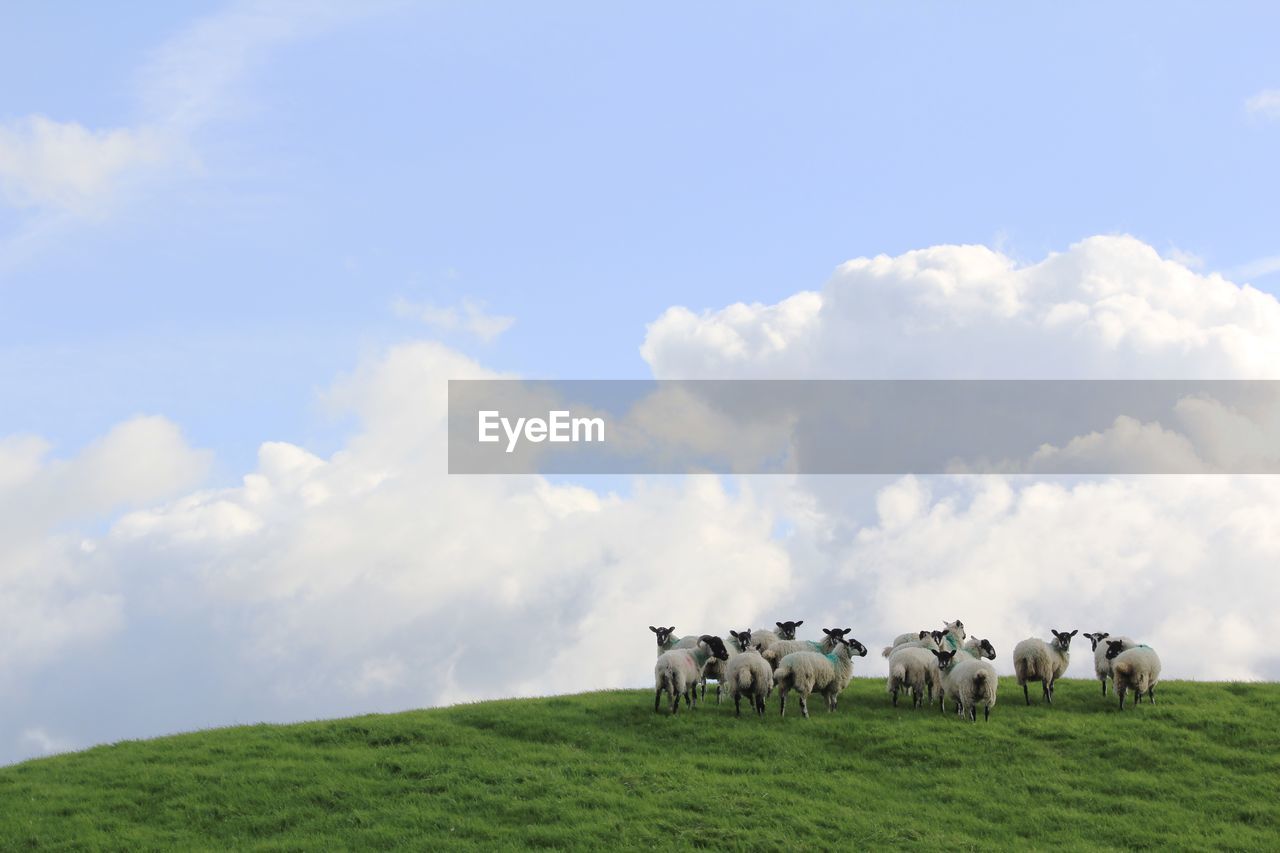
[{"x1": 4, "y1": 234, "x2": 1280, "y2": 764}]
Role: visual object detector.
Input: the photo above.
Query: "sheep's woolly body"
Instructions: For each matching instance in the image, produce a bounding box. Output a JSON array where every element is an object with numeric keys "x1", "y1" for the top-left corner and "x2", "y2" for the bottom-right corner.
[
  {"x1": 654, "y1": 641, "x2": 719, "y2": 714},
  {"x1": 942, "y1": 658, "x2": 998, "y2": 721},
  {"x1": 749, "y1": 629, "x2": 781, "y2": 651},
  {"x1": 1090, "y1": 634, "x2": 1135, "y2": 695},
  {"x1": 1112, "y1": 646, "x2": 1162, "y2": 709},
  {"x1": 775, "y1": 644, "x2": 859, "y2": 719},
  {"x1": 1012, "y1": 636, "x2": 1072, "y2": 704},
  {"x1": 881, "y1": 636, "x2": 939, "y2": 659},
  {"x1": 762, "y1": 637, "x2": 836, "y2": 670},
  {"x1": 886, "y1": 647, "x2": 941, "y2": 708},
  {"x1": 657, "y1": 635, "x2": 700, "y2": 656},
  {"x1": 724, "y1": 649, "x2": 774, "y2": 717}
]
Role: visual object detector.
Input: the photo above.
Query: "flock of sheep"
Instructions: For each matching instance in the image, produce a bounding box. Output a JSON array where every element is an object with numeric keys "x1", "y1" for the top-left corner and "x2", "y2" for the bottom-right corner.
[{"x1": 650, "y1": 620, "x2": 1163, "y2": 721}]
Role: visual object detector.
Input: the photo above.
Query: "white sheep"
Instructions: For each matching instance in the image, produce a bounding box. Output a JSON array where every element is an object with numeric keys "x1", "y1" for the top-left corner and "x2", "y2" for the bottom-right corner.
[
  {"x1": 1083, "y1": 631, "x2": 1136, "y2": 697},
  {"x1": 653, "y1": 635, "x2": 729, "y2": 714},
  {"x1": 886, "y1": 646, "x2": 942, "y2": 708},
  {"x1": 1107, "y1": 641, "x2": 1161, "y2": 710},
  {"x1": 937, "y1": 619, "x2": 967, "y2": 652},
  {"x1": 881, "y1": 630, "x2": 942, "y2": 659},
  {"x1": 775, "y1": 636, "x2": 868, "y2": 719},
  {"x1": 724, "y1": 644, "x2": 774, "y2": 717},
  {"x1": 933, "y1": 648, "x2": 999, "y2": 722},
  {"x1": 959, "y1": 637, "x2": 997, "y2": 660},
  {"x1": 1012, "y1": 629, "x2": 1077, "y2": 705},
  {"x1": 761, "y1": 628, "x2": 851, "y2": 671}
]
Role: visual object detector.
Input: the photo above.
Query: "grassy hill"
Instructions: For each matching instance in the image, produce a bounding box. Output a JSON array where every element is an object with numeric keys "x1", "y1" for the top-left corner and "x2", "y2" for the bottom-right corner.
[{"x1": 2, "y1": 678, "x2": 1278, "y2": 850}]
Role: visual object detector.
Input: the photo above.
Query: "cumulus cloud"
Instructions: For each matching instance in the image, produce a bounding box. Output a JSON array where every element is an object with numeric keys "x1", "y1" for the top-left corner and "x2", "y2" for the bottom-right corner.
[
  {"x1": 0, "y1": 343, "x2": 790, "y2": 764},
  {"x1": 642, "y1": 236, "x2": 1280, "y2": 379}
]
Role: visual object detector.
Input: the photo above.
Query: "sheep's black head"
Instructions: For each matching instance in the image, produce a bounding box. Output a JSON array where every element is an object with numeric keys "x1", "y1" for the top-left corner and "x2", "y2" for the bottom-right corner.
[
  {"x1": 1084, "y1": 631, "x2": 1110, "y2": 652},
  {"x1": 822, "y1": 627, "x2": 852, "y2": 641},
  {"x1": 700, "y1": 635, "x2": 730, "y2": 661},
  {"x1": 728, "y1": 629, "x2": 753, "y2": 652},
  {"x1": 775, "y1": 620, "x2": 804, "y2": 640},
  {"x1": 976, "y1": 638, "x2": 997, "y2": 660},
  {"x1": 1051, "y1": 629, "x2": 1078, "y2": 650},
  {"x1": 918, "y1": 630, "x2": 930, "y2": 640},
  {"x1": 930, "y1": 630, "x2": 945, "y2": 646},
  {"x1": 649, "y1": 626, "x2": 676, "y2": 648},
  {"x1": 842, "y1": 637, "x2": 868, "y2": 657},
  {"x1": 930, "y1": 649, "x2": 957, "y2": 670},
  {"x1": 1104, "y1": 639, "x2": 1127, "y2": 660}
]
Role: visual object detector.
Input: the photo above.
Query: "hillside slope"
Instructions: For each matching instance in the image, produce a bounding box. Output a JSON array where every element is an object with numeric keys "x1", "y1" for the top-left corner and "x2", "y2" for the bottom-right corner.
[{"x1": 2, "y1": 679, "x2": 1278, "y2": 850}]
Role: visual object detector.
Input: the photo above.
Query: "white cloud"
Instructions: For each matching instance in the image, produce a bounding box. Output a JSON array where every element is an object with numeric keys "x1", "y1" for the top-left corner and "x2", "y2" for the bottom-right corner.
[
  {"x1": 0, "y1": 118, "x2": 170, "y2": 215},
  {"x1": 642, "y1": 235, "x2": 1280, "y2": 379},
  {"x1": 1245, "y1": 88, "x2": 1280, "y2": 120},
  {"x1": 394, "y1": 298, "x2": 515, "y2": 343},
  {"x1": 0, "y1": 1, "x2": 371, "y2": 218}
]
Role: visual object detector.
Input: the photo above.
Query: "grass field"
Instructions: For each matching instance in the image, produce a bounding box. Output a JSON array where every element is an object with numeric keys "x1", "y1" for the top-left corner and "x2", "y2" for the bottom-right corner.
[{"x1": 2, "y1": 678, "x2": 1277, "y2": 850}]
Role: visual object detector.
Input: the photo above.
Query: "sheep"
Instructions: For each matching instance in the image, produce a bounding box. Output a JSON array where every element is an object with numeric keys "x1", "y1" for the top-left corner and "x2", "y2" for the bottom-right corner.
[
  {"x1": 881, "y1": 630, "x2": 943, "y2": 659},
  {"x1": 886, "y1": 646, "x2": 942, "y2": 709},
  {"x1": 1083, "y1": 631, "x2": 1136, "y2": 696},
  {"x1": 654, "y1": 635, "x2": 729, "y2": 714},
  {"x1": 747, "y1": 619, "x2": 805, "y2": 655},
  {"x1": 1107, "y1": 641, "x2": 1161, "y2": 710},
  {"x1": 959, "y1": 637, "x2": 997, "y2": 660},
  {"x1": 761, "y1": 628, "x2": 851, "y2": 671},
  {"x1": 937, "y1": 619, "x2": 967, "y2": 652},
  {"x1": 892, "y1": 629, "x2": 933, "y2": 647},
  {"x1": 775, "y1": 636, "x2": 868, "y2": 719},
  {"x1": 933, "y1": 649, "x2": 999, "y2": 722},
  {"x1": 649, "y1": 625, "x2": 699, "y2": 655},
  {"x1": 1012, "y1": 629, "x2": 1077, "y2": 705},
  {"x1": 724, "y1": 642, "x2": 774, "y2": 718}
]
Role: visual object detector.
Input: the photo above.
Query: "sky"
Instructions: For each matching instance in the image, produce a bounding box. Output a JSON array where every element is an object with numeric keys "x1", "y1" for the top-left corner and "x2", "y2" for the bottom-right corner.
[{"x1": 2, "y1": 1, "x2": 1280, "y2": 764}]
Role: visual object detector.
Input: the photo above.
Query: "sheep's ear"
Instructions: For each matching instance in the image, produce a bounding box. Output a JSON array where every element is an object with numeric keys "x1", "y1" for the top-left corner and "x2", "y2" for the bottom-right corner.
[
  {"x1": 729, "y1": 630, "x2": 740, "y2": 640},
  {"x1": 667, "y1": 626, "x2": 676, "y2": 634},
  {"x1": 822, "y1": 628, "x2": 832, "y2": 636},
  {"x1": 843, "y1": 628, "x2": 853, "y2": 634},
  {"x1": 930, "y1": 649, "x2": 942, "y2": 659},
  {"x1": 1051, "y1": 629, "x2": 1062, "y2": 639},
  {"x1": 649, "y1": 626, "x2": 658, "y2": 633},
  {"x1": 794, "y1": 620, "x2": 804, "y2": 627},
  {"x1": 776, "y1": 621, "x2": 785, "y2": 629},
  {"x1": 1069, "y1": 629, "x2": 1078, "y2": 637}
]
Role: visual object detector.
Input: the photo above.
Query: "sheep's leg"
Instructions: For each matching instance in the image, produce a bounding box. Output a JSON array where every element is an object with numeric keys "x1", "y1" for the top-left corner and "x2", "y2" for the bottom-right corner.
[
  {"x1": 983, "y1": 704, "x2": 990, "y2": 722},
  {"x1": 734, "y1": 694, "x2": 741, "y2": 717},
  {"x1": 655, "y1": 689, "x2": 663, "y2": 713},
  {"x1": 1117, "y1": 686, "x2": 1126, "y2": 710},
  {"x1": 1149, "y1": 685, "x2": 1156, "y2": 704},
  {"x1": 756, "y1": 695, "x2": 766, "y2": 717},
  {"x1": 1022, "y1": 683, "x2": 1030, "y2": 705},
  {"x1": 1043, "y1": 680, "x2": 1053, "y2": 704},
  {"x1": 892, "y1": 686, "x2": 899, "y2": 707},
  {"x1": 779, "y1": 689, "x2": 787, "y2": 718},
  {"x1": 799, "y1": 693, "x2": 810, "y2": 720},
  {"x1": 1101, "y1": 678, "x2": 1107, "y2": 697}
]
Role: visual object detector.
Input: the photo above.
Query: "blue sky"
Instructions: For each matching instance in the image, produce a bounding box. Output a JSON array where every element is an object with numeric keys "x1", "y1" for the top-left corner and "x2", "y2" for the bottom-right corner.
[{"x1": 3, "y1": 3, "x2": 1279, "y2": 476}]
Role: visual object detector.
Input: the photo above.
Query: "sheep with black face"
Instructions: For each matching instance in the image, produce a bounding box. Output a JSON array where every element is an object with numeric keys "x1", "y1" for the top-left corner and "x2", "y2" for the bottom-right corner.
[
  {"x1": 761, "y1": 628, "x2": 851, "y2": 671},
  {"x1": 775, "y1": 636, "x2": 868, "y2": 719},
  {"x1": 653, "y1": 635, "x2": 729, "y2": 715},
  {"x1": 1107, "y1": 640, "x2": 1161, "y2": 710},
  {"x1": 1012, "y1": 629, "x2": 1077, "y2": 705},
  {"x1": 1083, "y1": 631, "x2": 1136, "y2": 697},
  {"x1": 934, "y1": 647, "x2": 999, "y2": 722}
]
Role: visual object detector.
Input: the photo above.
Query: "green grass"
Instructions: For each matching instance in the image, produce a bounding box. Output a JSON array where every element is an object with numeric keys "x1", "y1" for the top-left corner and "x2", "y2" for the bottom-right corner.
[{"x1": 2, "y1": 679, "x2": 1277, "y2": 851}]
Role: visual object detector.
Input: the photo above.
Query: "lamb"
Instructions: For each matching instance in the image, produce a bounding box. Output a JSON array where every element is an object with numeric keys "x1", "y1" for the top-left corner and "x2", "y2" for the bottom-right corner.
[
  {"x1": 775, "y1": 636, "x2": 868, "y2": 719},
  {"x1": 653, "y1": 635, "x2": 729, "y2": 714},
  {"x1": 1012, "y1": 629, "x2": 1077, "y2": 705},
  {"x1": 886, "y1": 646, "x2": 942, "y2": 709},
  {"x1": 724, "y1": 642, "x2": 774, "y2": 718},
  {"x1": 933, "y1": 649, "x2": 998, "y2": 722},
  {"x1": 1083, "y1": 631, "x2": 1136, "y2": 696},
  {"x1": 1107, "y1": 641, "x2": 1161, "y2": 710},
  {"x1": 748, "y1": 619, "x2": 805, "y2": 654},
  {"x1": 761, "y1": 628, "x2": 851, "y2": 670}
]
